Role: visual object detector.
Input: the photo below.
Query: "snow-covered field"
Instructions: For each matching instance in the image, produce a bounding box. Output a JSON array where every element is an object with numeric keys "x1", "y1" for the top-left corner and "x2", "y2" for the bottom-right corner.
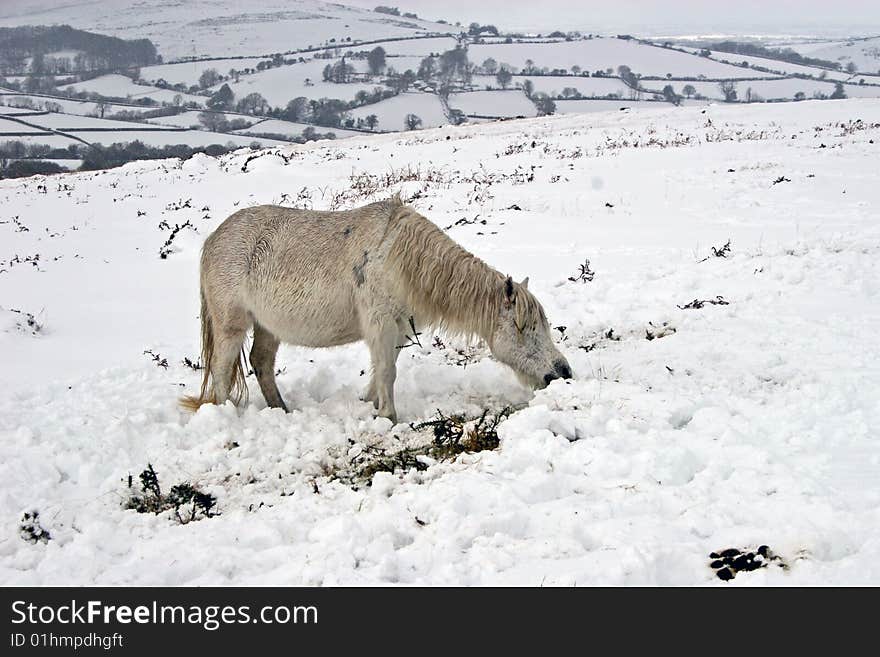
[
  {"x1": 553, "y1": 99, "x2": 672, "y2": 114},
  {"x1": 348, "y1": 92, "x2": 448, "y2": 130},
  {"x1": 234, "y1": 118, "x2": 362, "y2": 139},
  {"x1": 141, "y1": 59, "x2": 269, "y2": 87},
  {"x1": 449, "y1": 90, "x2": 538, "y2": 118},
  {"x1": 691, "y1": 49, "x2": 852, "y2": 82},
  {"x1": 1, "y1": 99, "x2": 879, "y2": 586},
  {"x1": 57, "y1": 75, "x2": 207, "y2": 107},
  {"x1": 670, "y1": 78, "x2": 880, "y2": 102},
  {"x1": 208, "y1": 60, "x2": 379, "y2": 107},
  {"x1": 510, "y1": 75, "x2": 633, "y2": 99},
  {"x1": 783, "y1": 37, "x2": 880, "y2": 74},
  {"x1": 469, "y1": 38, "x2": 774, "y2": 78},
  {"x1": 0, "y1": 95, "x2": 157, "y2": 117},
  {"x1": 0, "y1": 0, "x2": 453, "y2": 60}
]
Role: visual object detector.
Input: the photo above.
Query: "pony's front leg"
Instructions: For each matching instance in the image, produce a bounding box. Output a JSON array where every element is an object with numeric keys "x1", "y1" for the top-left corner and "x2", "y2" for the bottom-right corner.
[
  {"x1": 364, "y1": 320, "x2": 402, "y2": 424},
  {"x1": 360, "y1": 377, "x2": 379, "y2": 409}
]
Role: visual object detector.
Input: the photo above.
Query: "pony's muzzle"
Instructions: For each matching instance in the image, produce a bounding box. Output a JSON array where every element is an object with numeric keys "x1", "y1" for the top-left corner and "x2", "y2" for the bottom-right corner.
[{"x1": 543, "y1": 361, "x2": 573, "y2": 386}]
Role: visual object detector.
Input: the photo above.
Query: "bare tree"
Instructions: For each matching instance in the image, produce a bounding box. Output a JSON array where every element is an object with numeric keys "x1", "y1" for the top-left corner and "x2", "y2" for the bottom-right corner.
[
  {"x1": 198, "y1": 111, "x2": 229, "y2": 132},
  {"x1": 495, "y1": 67, "x2": 512, "y2": 89},
  {"x1": 718, "y1": 80, "x2": 738, "y2": 102},
  {"x1": 237, "y1": 92, "x2": 270, "y2": 115},
  {"x1": 367, "y1": 47, "x2": 387, "y2": 75},
  {"x1": 198, "y1": 68, "x2": 221, "y2": 89},
  {"x1": 404, "y1": 113, "x2": 422, "y2": 130}
]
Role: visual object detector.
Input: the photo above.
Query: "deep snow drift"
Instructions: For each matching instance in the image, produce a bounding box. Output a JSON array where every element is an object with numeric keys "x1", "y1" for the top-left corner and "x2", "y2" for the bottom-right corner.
[{"x1": 1, "y1": 99, "x2": 878, "y2": 585}]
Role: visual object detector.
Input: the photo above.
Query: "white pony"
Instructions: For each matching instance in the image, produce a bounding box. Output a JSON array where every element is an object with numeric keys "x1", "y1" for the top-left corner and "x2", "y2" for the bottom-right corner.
[{"x1": 181, "y1": 196, "x2": 572, "y2": 422}]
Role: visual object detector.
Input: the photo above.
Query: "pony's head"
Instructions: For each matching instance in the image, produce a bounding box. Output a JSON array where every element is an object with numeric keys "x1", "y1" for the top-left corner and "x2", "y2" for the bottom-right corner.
[{"x1": 488, "y1": 276, "x2": 573, "y2": 390}]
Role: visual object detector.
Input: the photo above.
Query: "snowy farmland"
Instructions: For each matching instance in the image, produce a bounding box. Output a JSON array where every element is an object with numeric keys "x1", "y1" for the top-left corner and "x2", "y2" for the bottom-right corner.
[
  {"x1": 469, "y1": 38, "x2": 772, "y2": 78},
  {"x1": 348, "y1": 92, "x2": 448, "y2": 130},
  {"x1": 0, "y1": 109, "x2": 289, "y2": 148},
  {"x1": 208, "y1": 60, "x2": 379, "y2": 107},
  {"x1": 449, "y1": 90, "x2": 538, "y2": 118},
  {"x1": 140, "y1": 59, "x2": 269, "y2": 87},
  {"x1": 57, "y1": 75, "x2": 208, "y2": 106},
  {"x1": 1, "y1": 98, "x2": 879, "y2": 585},
  {"x1": 233, "y1": 118, "x2": 362, "y2": 140},
  {"x1": 0, "y1": 0, "x2": 454, "y2": 60},
  {"x1": 782, "y1": 37, "x2": 880, "y2": 74}
]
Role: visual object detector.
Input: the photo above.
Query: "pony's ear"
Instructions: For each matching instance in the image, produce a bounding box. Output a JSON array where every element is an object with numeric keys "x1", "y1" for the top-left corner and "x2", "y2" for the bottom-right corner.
[
  {"x1": 520, "y1": 276, "x2": 529, "y2": 289},
  {"x1": 504, "y1": 276, "x2": 515, "y2": 304}
]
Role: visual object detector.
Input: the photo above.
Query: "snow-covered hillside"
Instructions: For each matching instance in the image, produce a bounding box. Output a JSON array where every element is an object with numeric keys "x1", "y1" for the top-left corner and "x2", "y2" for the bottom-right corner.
[
  {"x1": 0, "y1": 0, "x2": 453, "y2": 60},
  {"x1": 1, "y1": 99, "x2": 878, "y2": 585}
]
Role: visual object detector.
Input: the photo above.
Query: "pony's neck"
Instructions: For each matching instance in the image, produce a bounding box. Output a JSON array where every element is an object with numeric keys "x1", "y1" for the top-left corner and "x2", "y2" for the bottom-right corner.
[{"x1": 387, "y1": 209, "x2": 502, "y2": 342}]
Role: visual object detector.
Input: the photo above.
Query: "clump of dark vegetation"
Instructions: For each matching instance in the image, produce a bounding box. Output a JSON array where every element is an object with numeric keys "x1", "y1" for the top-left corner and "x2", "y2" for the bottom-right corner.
[
  {"x1": 568, "y1": 258, "x2": 595, "y2": 283},
  {"x1": 5, "y1": 307, "x2": 42, "y2": 334},
  {"x1": 430, "y1": 335, "x2": 483, "y2": 367},
  {"x1": 396, "y1": 317, "x2": 422, "y2": 350},
  {"x1": 19, "y1": 510, "x2": 51, "y2": 544},
  {"x1": 125, "y1": 464, "x2": 217, "y2": 524},
  {"x1": 677, "y1": 296, "x2": 730, "y2": 310},
  {"x1": 344, "y1": 407, "x2": 514, "y2": 485},
  {"x1": 78, "y1": 142, "x2": 248, "y2": 173},
  {"x1": 709, "y1": 545, "x2": 787, "y2": 581},
  {"x1": 143, "y1": 349, "x2": 168, "y2": 368},
  {"x1": 698, "y1": 239, "x2": 731, "y2": 262},
  {"x1": 182, "y1": 356, "x2": 203, "y2": 371},
  {"x1": 0, "y1": 160, "x2": 65, "y2": 180},
  {"x1": 158, "y1": 220, "x2": 195, "y2": 259},
  {"x1": 578, "y1": 327, "x2": 621, "y2": 352},
  {"x1": 772, "y1": 176, "x2": 791, "y2": 185}
]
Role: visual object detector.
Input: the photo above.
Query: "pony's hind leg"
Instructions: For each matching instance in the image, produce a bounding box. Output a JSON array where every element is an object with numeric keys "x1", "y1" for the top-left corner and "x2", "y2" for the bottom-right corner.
[
  {"x1": 209, "y1": 305, "x2": 250, "y2": 406},
  {"x1": 250, "y1": 322, "x2": 288, "y2": 412}
]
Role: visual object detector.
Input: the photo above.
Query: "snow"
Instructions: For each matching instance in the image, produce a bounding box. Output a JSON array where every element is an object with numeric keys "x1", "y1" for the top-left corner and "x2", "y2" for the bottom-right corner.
[
  {"x1": 144, "y1": 111, "x2": 225, "y2": 129},
  {"x1": 57, "y1": 75, "x2": 207, "y2": 106},
  {"x1": 449, "y1": 90, "x2": 538, "y2": 118},
  {"x1": 555, "y1": 99, "x2": 671, "y2": 114},
  {"x1": 0, "y1": 134, "x2": 80, "y2": 149},
  {"x1": 0, "y1": 94, "x2": 156, "y2": 117},
  {"x1": 208, "y1": 60, "x2": 380, "y2": 107},
  {"x1": 141, "y1": 59, "x2": 269, "y2": 86},
  {"x1": 14, "y1": 112, "x2": 168, "y2": 130},
  {"x1": 378, "y1": 37, "x2": 458, "y2": 57},
  {"x1": 648, "y1": 79, "x2": 880, "y2": 102},
  {"x1": 0, "y1": 0, "x2": 454, "y2": 60},
  {"x1": 348, "y1": 92, "x2": 448, "y2": 130},
  {"x1": 1, "y1": 99, "x2": 879, "y2": 585},
  {"x1": 469, "y1": 38, "x2": 776, "y2": 79},
  {"x1": 783, "y1": 37, "x2": 880, "y2": 74},
  {"x1": 511, "y1": 75, "x2": 633, "y2": 99},
  {"x1": 0, "y1": 117, "x2": 51, "y2": 134},
  {"x1": 694, "y1": 49, "x2": 852, "y2": 82},
  {"x1": 234, "y1": 119, "x2": 362, "y2": 139}
]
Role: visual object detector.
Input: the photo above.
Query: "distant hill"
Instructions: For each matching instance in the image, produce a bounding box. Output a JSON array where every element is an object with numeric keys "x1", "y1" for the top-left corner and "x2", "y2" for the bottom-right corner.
[
  {"x1": 0, "y1": 0, "x2": 455, "y2": 60},
  {"x1": 0, "y1": 25, "x2": 158, "y2": 75}
]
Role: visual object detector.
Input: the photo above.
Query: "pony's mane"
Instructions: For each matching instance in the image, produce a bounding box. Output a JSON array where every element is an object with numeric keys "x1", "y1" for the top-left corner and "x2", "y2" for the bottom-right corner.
[{"x1": 384, "y1": 199, "x2": 547, "y2": 343}]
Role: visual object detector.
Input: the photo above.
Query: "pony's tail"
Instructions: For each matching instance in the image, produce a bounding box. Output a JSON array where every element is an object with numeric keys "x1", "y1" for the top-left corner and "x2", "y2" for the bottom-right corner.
[
  {"x1": 179, "y1": 290, "x2": 250, "y2": 412},
  {"x1": 179, "y1": 289, "x2": 217, "y2": 412}
]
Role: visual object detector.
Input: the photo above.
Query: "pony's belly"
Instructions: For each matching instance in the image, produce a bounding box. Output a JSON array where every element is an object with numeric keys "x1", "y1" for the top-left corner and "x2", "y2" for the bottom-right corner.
[{"x1": 251, "y1": 304, "x2": 362, "y2": 348}]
